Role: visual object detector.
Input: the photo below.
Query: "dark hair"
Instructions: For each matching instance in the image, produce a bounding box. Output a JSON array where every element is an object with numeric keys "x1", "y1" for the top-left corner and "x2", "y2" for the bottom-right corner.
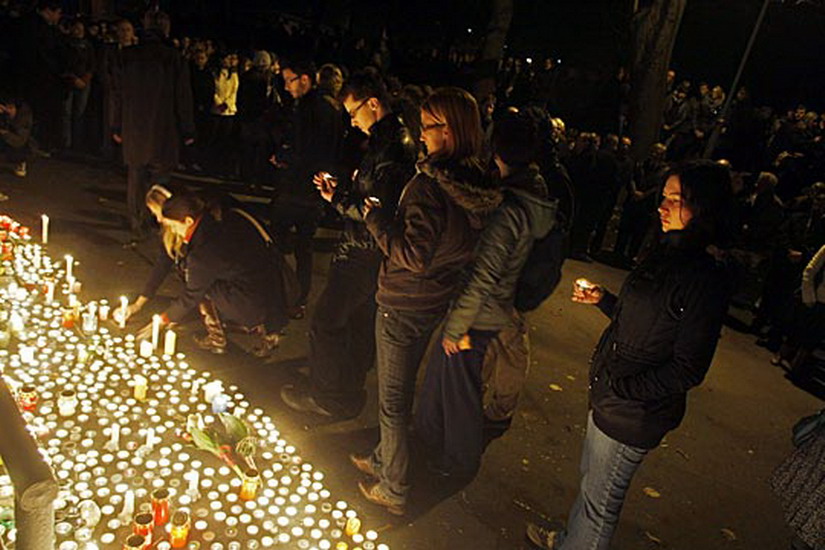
[
  {"x1": 37, "y1": 0, "x2": 62, "y2": 11},
  {"x1": 491, "y1": 114, "x2": 538, "y2": 167},
  {"x1": 281, "y1": 57, "x2": 316, "y2": 79},
  {"x1": 339, "y1": 68, "x2": 389, "y2": 105},
  {"x1": 161, "y1": 192, "x2": 205, "y2": 222},
  {"x1": 667, "y1": 159, "x2": 734, "y2": 246}
]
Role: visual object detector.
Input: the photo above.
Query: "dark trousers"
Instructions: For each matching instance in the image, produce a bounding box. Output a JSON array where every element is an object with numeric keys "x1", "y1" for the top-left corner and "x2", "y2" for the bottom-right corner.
[
  {"x1": 0, "y1": 140, "x2": 30, "y2": 164},
  {"x1": 415, "y1": 328, "x2": 498, "y2": 474},
  {"x1": 309, "y1": 249, "x2": 381, "y2": 417},
  {"x1": 270, "y1": 199, "x2": 320, "y2": 305},
  {"x1": 369, "y1": 306, "x2": 444, "y2": 505},
  {"x1": 127, "y1": 163, "x2": 171, "y2": 234}
]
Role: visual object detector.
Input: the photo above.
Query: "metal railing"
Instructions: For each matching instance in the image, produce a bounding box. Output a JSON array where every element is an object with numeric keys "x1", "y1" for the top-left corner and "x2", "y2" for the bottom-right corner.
[{"x1": 0, "y1": 379, "x2": 58, "y2": 550}]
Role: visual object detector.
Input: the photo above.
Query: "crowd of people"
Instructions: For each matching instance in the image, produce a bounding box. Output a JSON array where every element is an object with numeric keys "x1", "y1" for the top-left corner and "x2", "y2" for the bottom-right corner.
[{"x1": 1, "y1": 2, "x2": 825, "y2": 549}]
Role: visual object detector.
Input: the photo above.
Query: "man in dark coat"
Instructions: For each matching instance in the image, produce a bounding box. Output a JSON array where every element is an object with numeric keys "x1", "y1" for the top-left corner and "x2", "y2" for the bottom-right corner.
[
  {"x1": 111, "y1": 10, "x2": 194, "y2": 238},
  {"x1": 280, "y1": 70, "x2": 417, "y2": 419},
  {"x1": 14, "y1": 1, "x2": 63, "y2": 152},
  {"x1": 270, "y1": 57, "x2": 343, "y2": 314},
  {"x1": 0, "y1": 97, "x2": 34, "y2": 177}
]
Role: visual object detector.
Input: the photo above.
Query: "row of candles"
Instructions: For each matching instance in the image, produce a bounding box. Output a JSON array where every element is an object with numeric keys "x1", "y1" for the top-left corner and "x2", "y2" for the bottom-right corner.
[{"x1": 0, "y1": 214, "x2": 389, "y2": 550}]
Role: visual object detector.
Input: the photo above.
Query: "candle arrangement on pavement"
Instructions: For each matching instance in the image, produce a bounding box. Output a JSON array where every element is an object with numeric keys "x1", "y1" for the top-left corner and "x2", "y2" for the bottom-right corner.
[{"x1": 0, "y1": 214, "x2": 387, "y2": 550}]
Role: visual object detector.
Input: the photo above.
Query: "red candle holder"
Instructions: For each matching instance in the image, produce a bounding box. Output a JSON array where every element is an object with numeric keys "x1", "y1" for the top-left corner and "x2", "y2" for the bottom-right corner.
[{"x1": 151, "y1": 488, "x2": 170, "y2": 526}]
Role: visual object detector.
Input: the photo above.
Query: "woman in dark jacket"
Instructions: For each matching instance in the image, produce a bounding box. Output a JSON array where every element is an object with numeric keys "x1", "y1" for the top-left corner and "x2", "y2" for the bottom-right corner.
[
  {"x1": 351, "y1": 87, "x2": 501, "y2": 516},
  {"x1": 139, "y1": 191, "x2": 287, "y2": 357},
  {"x1": 527, "y1": 160, "x2": 734, "y2": 550}
]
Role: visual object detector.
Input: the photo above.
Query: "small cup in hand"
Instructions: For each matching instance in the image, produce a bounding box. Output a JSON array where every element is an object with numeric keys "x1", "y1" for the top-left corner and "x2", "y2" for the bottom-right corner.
[{"x1": 572, "y1": 278, "x2": 604, "y2": 305}]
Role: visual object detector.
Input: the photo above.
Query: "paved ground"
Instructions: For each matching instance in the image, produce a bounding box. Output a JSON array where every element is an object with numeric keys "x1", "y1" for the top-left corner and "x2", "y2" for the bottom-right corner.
[{"x1": 1, "y1": 158, "x2": 821, "y2": 550}]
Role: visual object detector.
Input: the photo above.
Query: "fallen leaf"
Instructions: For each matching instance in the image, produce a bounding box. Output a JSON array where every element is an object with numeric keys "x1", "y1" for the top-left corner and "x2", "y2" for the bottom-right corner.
[
  {"x1": 721, "y1": 528, "x2": 737, "y2": 541},
  {"x1": 644, "y1": 531, "x2": 663, "y2": 545},
  {"x1": 643, "y1": 487, "x2": 661, "y2": 499},
  {"x1": 549, "y1": 384, "x2": 563, "y2": 392}
]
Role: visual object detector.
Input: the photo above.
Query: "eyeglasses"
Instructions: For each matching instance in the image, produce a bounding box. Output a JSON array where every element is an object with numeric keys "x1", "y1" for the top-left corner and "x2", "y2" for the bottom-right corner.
[
  {"x1": 421, "y1": 122, "x2": 446, "y2": 132},
  {"x1": 284, "y1": 75, "x2": 301, "y2": 85},
  {"x1": 348, "y1": 99, "x2": 369, "y2": 120}
]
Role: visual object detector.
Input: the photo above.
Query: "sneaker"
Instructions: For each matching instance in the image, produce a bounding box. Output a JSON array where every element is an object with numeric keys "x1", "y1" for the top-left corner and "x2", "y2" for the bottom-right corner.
[
  {"x1": 349, "y1": 453, "x2": 377, "y2": 478},
  {"x1": 13, "y1": 162, "x2": 26, "y2": 177},
  {"x1": 280, "y1": 384, "x2": 332, "y2": 417},
  {"x1": 251, "y1": 332, "x2": 280, "y2": 358},
  {"x1": 526, "y1": 523, "x2": 560, "y2": 550},
  {"x1": 357, "y1": 480, "x2": 405, "y2": 516}
]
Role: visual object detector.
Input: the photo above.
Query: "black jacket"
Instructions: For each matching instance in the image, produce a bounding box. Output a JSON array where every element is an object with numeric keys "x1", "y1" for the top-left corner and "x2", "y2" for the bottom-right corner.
[
  {"x1": 165, "y1": 209, "x2": 279, "y2": 328},
  {"x1": 588, "y1": 232, "x2": 732, "y2": 449},
  {"x1": 331, "y1": 114, "x2": 418, "y2": 258},
  {"x1": 277, "y1": 87, "x2": 343, "y2": 203}
]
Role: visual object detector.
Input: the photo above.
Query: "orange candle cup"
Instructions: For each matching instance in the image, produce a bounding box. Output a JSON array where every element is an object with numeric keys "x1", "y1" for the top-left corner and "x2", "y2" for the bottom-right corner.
[
  {"x1": 133, "y1": 512, "x2": 153, "y2": 547},
  {"x1": 152, "y1": 488, "x2": 170, "y2": 526},
  {"x1": 239, "y1": 468, "x2": 260, "y2": 501},
  {"x1": 170, "y1": 510, "x2": 191, "y2": 548}
]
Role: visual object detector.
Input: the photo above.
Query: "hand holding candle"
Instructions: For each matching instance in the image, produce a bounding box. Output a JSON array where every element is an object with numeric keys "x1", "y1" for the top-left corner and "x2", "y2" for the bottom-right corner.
[{"x1": 572, "y1": 278, "x2": 604, "y2": 305}]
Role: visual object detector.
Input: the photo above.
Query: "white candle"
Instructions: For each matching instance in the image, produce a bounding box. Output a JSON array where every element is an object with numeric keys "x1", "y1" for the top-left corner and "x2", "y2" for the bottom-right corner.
[
  {"x1": 145, "y1": 427, "x2": 155, "y2": 449},
  {"x1": 188, "y1": 470, "x2": 200, "y2": 495},
  {"x1": 41, "y1": 214, "x2": 49, "y2": 244},
  {"x1": 118, "y1": 296, "x2": 128, "y2": 329},
  {"x1": 163, "y1": 329, "x2": 177, "y2": 356},
  {"x1": 106, "y1": 423, "x2": 120, "y2": 450},
  {"x1": 151, "y1": 315, "x2": 161, "y2": 351},
  {"x1": 134, "y1": 374, "x2": 148, "y2": 400},
  {"x1": 120, "y1": 489, "x2": 134, "y2": 520},
  {"x1": 45, "y1": 280, "x2": 55, "y2": 302},
  {"x1": 65, "y1": 255, "x2": 74, "y2": 281}
]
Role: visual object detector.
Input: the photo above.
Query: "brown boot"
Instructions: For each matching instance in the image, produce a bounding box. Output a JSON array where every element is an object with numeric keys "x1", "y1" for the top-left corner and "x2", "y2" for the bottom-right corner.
[
  {"x1": 194, "y1": 300, "x2": 227, "y2": 354},
  {"x1": 249, "y1": 324, "x2": 280, "y2": 358}
]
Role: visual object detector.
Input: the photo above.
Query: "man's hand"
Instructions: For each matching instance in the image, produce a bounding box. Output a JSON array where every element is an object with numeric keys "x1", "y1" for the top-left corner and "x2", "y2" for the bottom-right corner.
[
  {"x1": 313, "y1": 172, "x2": 337, "y2": 202},
  {"x1": 112, "y1": 134, "x2": 123, "y2": 144},
  {"x1": 442, "y1": 337, "x2": 461, "y2": 356},
  {"x1": 362, "y1": 197, "x2": 381, "y2": 218},
  {"x1": 135, "y1": 321, "x2": 153, "y2": 341},
  {"x1": 269, "y1": 154, "x2": 286, "y2": 168},
  {"x1": 184, "y1": 137, "x2": 195, "y2": 146},
  {"x1": 788, "y1": 249, "x2": 803, "y2": 263}
]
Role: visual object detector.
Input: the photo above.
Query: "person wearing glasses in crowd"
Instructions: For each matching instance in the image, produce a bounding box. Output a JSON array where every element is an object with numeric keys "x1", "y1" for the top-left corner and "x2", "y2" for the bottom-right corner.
[
  {"x1": 270, "y1": 57, "x2": 344, "y2": 318},
  {"x1": 349, "y1": 87, "x2": 501, "y2": 516},
  {"x1": 280, "y1": 69, "x2": 417, "y2": 419}
]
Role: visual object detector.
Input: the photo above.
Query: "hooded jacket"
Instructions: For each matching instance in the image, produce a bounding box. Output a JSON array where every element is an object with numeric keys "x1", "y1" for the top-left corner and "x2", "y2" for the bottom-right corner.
[
  {"x1": 443, "y1": 165, "x2": 556, "y2": 340},
  {"x1": 589, "y1": 231, "x2": 732, "y2": 449},
  {"x1": 365, "y1": 156, "x2": 501, "y2": 313}
]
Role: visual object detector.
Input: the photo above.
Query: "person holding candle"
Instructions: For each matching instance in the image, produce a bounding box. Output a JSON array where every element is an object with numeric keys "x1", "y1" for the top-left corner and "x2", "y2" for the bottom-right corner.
[
  {"x1": 350, "y1": 88, "x2": 501, "y2": 515},
  {"x1": 525, "y1": 160, "x2": 735, "y2": 550},
  {"x1": 137, "y1": 191, "x2": 288, "y2": 356}
]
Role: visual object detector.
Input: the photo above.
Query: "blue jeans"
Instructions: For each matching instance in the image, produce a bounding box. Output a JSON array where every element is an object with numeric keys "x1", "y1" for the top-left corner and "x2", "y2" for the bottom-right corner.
[
  {"x1": 369, "y1": 306, "x2": 444, "y2": 505},
  {"x1": 62, "y1": 85, "x2": 91, "y2": 149},
  {"x1": 556, "y1": 412, "x2": 649, "y2": 550}
]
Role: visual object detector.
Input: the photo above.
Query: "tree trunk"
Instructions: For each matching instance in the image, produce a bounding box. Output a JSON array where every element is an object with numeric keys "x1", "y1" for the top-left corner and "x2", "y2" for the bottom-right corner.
[
  {"x1": 627, "y1": 0, "x2": 687, "y2": 161},
  {"x1": 473, "y1": 0, "x2": 514, "y2": 101}
]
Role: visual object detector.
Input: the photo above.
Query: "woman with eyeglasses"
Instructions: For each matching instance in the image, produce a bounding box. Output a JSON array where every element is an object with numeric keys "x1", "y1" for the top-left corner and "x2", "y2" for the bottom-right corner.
[
  {"x1": 527, "y1": 160, "x2": 735, "y2": 550},
  {"x1": 350, "y1": 87, "x2": 501, "y2": 515}
]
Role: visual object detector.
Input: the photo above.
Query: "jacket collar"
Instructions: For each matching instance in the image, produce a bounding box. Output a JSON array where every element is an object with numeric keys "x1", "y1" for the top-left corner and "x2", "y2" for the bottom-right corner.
[{"x1": 418, "y1": 156, "x2": 502, "y2": 215}]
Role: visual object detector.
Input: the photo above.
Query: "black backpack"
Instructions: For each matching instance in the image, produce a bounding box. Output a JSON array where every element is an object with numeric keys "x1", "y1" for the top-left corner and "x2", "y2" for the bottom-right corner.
[{"x1": 513, "y1": 206, "x2": 568, "y2": 313}]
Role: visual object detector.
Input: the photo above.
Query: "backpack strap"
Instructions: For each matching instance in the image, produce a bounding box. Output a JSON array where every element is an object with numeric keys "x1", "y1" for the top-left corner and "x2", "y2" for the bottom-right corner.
[{"x1": 231, "y1": 208, "x2": 273, "y2": 245}]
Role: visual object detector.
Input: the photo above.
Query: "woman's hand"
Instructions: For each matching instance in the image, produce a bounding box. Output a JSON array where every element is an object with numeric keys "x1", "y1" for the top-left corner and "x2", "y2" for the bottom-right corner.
[
  {"x1": 572, "y1": 278, "x2": 604, "y2": 305},
  {"x1": 442, "y1": 337, "x2": 461, "y2": 356},
  {"x1": 313, "y1": 172, "x2": 337, "y2": 202}
]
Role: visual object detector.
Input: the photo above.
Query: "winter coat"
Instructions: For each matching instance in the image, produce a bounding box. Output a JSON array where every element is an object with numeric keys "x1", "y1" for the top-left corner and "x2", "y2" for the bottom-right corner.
[
  {"x1": 212, "y1": 69, "x2": 238, "y2": 116},
  {"x1": 365, "y1": 157, "x2": 502, "y2": 313},
  {"x1": 276, "y1": 87, "x2": 343, "y2": 204},
  {"x1": 237, "y1": 68, "x2": 275, "y2": 122},
  {"x1": 802, "y1": 244, "x2": 825, "y2": 306},
  {"x1": 588, "y1": 231, "x2": 732, "y2": 449},
  {"x1": 190, "y1": 64, "x2": 216, "y2": 118},
  {"x1": 331, "y1": 114, "x2": 418, "y2": 259},
  {"x1": 0, "y1": 102, "x2": 33, "y2": 149},
  {"x1": 443, "y1": 165, "x2": 556, "y2": 340},
  {"x1": 111, "y1": 33, "x2": 194, "y2": 167},
  {"x1": 165, "y1": 209, "x2": 278, "y2": 328}
]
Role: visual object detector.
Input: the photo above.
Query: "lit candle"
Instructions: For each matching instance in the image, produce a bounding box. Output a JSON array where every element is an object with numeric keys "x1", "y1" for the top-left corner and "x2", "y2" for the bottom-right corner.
[
  {"x1": 119, "y1": 296, "x2": 128, "y2": 329},
  {"x1": 163, "y1": 329, "x2": 176, "y2": 356},
  {"x1": 45, "y1": 280, "x2": 55, "y2": 302},
  {"x1": 41, "y1": 214, "x2": 49, "y2": 244},
  {"x1": 151, "y1": 315, "x2": 161, "y2": 351},
  {"x1": 134, "y1": 375, "x2": 148, "y2": 401},
  {"x1": 65, "y1": 255, "x2": 74, "y2": 281}
]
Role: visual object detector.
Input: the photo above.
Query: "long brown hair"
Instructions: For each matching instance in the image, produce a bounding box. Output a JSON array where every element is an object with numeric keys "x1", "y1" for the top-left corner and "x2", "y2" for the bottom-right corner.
[{"x1": 421, "y1": 87, "x2": 483, "y2": 161}]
